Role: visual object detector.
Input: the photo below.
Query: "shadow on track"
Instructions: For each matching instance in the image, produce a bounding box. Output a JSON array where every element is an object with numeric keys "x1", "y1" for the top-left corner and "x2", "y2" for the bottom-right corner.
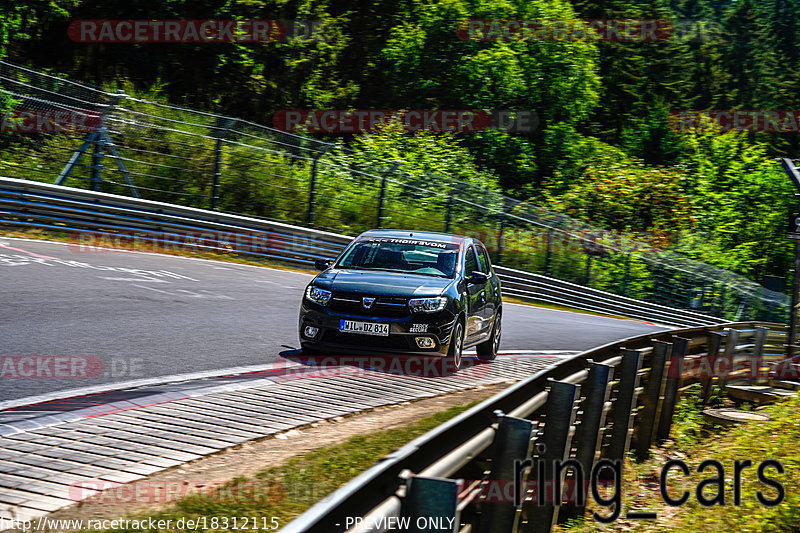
[{"x1": 277, "y1": 349, "x2": 492, "y2": 379}]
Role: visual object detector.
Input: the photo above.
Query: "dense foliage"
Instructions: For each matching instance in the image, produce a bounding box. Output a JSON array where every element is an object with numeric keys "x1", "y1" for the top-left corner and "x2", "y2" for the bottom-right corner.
[{"x1": 1, "y1": 0, "x2": 798, "y2": 287}]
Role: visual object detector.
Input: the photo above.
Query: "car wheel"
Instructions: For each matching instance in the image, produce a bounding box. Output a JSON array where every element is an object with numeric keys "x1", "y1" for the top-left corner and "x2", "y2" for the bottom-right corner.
[
  {"x1": 476, "y1": 312, "x2": 501, "y2": 361},
  {"x1": 442, "y1": 321, "x2": 463, "y2": 375}
]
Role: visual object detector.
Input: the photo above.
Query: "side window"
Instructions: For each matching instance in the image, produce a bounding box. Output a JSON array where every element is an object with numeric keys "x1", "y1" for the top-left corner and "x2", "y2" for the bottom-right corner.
[
  {"x1": 464, "y1": 246, "x2": 478, "y2": 276},
  {"x1": 476, "y1": 243, "x2": 490, "y2": 273}
]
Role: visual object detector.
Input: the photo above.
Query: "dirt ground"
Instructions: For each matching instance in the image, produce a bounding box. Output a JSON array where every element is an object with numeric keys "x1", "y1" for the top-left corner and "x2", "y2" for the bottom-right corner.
[{"x1": 39, "y1": 383, "x2": 513, "y2": 526}]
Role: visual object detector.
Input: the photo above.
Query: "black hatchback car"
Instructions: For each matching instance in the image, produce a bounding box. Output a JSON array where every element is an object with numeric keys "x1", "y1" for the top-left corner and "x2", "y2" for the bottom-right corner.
[{"x1": 298, "y1": 229, "x2": 502, "y2": 372}]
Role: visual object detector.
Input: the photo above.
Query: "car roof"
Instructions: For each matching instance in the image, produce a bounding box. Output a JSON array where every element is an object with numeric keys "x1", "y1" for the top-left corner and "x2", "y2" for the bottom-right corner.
[{"x1": 357, "y1": 229, "x2": 468, "y2": 244}]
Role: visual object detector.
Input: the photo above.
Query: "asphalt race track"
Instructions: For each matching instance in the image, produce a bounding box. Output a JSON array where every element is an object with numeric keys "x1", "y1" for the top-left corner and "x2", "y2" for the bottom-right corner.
[{"x1": 0, "y1": 237, "x2": 669, "y2": 402}]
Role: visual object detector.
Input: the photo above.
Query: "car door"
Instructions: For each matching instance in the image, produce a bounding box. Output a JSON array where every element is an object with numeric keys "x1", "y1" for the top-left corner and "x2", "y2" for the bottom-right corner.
[
  {"x1": 463, "y1": 244, "x2": 486, "y2": 343},
  {"x1": 475, "y1": 242, "x2": 497, "y2": 335}
]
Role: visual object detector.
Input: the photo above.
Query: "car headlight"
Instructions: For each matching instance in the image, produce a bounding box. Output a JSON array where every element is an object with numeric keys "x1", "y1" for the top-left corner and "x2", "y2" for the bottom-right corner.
[
  {"x1": 408, "y1": 297, "x2": 447, "y2": 313},
  {"x1": 305, "y1": 285, "x2": 332, "y2": 306}
]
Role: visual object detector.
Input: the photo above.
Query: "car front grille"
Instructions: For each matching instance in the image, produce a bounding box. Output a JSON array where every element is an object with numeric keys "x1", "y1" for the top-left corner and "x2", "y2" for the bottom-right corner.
[{"x1": 328, "y1": 292, "x2": 409, "y2": 317}]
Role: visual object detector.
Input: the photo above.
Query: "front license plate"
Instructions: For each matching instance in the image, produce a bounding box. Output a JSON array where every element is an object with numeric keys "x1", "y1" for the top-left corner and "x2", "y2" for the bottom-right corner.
[{"x1": 339, "y1": 320, "x2": 389, "y2": 336}]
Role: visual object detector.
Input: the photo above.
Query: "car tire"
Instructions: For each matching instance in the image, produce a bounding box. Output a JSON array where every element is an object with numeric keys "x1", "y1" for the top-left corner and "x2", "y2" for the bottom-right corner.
[
  {"x1": 441, "y1": 321, "x2": 463, "y2": 375},
  {"x1": 476, "y1": 312, "x2": 501, "y2": 361}
]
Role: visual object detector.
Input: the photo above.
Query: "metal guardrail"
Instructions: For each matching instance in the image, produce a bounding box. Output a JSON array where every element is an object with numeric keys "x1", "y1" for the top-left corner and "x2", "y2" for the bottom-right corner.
[
  {"x1": 496, "y1": 266, "x2": 722, "y2": 327},
  {"x1": 280, "y1": 322, "x2": 786, "y2": 533},
  {"x1": 0, "y1": 176, "x2": 722, "y2": 327},
  {"x1": 0, "y1": 176, "x2": 352, "y2": 265}
]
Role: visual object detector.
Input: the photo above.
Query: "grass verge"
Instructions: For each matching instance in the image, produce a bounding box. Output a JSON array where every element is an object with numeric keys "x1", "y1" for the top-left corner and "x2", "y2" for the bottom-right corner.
[
  {"x1": 557, "y1": 385, "x2": 800, "y2": 532},
  {"x1": 71, "y1": 401, "x2": 481, "y2": 532}
]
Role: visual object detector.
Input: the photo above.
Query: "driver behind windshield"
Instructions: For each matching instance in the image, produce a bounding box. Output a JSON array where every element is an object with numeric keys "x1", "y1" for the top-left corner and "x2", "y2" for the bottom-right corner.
[{"x1": 337, "y1": 240, "x2": 459, "y2": 278}]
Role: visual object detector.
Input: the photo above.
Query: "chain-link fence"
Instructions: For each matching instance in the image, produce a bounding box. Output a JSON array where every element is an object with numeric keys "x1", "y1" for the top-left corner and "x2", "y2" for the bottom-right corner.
[{"x1": 0, "y1": 59, "x2": 788, "y2": 321}]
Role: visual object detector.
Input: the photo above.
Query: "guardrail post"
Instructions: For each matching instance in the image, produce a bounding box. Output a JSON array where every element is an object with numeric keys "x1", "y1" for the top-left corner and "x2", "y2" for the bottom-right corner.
[
  {"x1": 306, "y1": 143, "x2": 334, "y2": 226},
  {"x1": 521, "y1": 380, "x2": 580, "y2": 533},
  {"x1": 604, "y1": 349, "x2": 643, "y2": 465},
  {"x1": 444, "y1": 184, "x2": 464, "y2": 233},
  {"x1": 634, "y1": 341, "x2": 670, "y2": 460},
  {"x1": 656, "y1": 336, "x2": 689, "y2": 442},
  {"x1": 402, "y1": 477, "x2": 459, "y2": 533},
  {"x1": 653, "y1": 264, "x2": 664, "y2": 304},
  {"x1": 701, "y1": 331, "x2": 723, "y2": 405},
  {"x1": 497, "y1": 199, "x2": 519, "y2": 265},
  {"x1": 560, "y1": 361, "x2": 613, "y2": 521},
  {"x1": 497, "y1": 203, "x2": 506, "y2": 264},
  {"x1": 210, "y1": 119, "x2": 236, "y2": 211},
  {"x1": 788, "y1": 239, "x2": 800, "y2": 358},
  {"x1": 584, "y1": 254, "x2": 592, "y2": 285},
  {"x1": 544, "y1": 229, "x2": 553, "y2": 276},
  {"x1": 376, "y1": 162, "x2": 401, "y2": 228},
  {"x1": 621, "y1": 253, "x2": 631, "y2": 295},
  {"x1": 476, "y1": 413, "x2": 535, "y2": 532},
  {"x1": 735, "y1": 295, "x2": 749, "y2": 321},
  {"x1": 444, "y1": 192, "x2": 455, "y2": 234},
  {"x1": 716, "y1": 280, "x2": 726, "y2": 317},
  {"x1": 444, "y1": 197, "x2": 453, "y2": 233},
  {"x1": 718, "y1": 328, "x2": 740, "y2": 390}
]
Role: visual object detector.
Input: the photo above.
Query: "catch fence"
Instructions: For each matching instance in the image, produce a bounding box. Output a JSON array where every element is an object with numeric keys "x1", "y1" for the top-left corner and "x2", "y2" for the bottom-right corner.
[{"x1": 0, "y1": 59, "x2": 787, "y2": 321}]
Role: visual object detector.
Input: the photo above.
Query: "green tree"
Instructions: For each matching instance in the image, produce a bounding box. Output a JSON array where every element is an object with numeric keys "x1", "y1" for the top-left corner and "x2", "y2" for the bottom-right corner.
[
  {"x1": 381, "y1": 0, "x2": 601, "y2": 186},
  {"x1": 544, "y1": 150, "x2": 695, "y2": 233},
  {"x1": 679, "y1": 127, "x2": 795, "y2": 279},
  {"x1": 342, "y1": 120, "x2": 500, "y2": 191},
  {"x1": 1, "y1": 1, "x2": 79, "y2": 59}
]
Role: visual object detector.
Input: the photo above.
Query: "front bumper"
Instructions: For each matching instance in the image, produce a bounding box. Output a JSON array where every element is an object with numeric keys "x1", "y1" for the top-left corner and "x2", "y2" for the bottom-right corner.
[{"x1": 298, "y1": 301, "x2": 457, "y2": 356}]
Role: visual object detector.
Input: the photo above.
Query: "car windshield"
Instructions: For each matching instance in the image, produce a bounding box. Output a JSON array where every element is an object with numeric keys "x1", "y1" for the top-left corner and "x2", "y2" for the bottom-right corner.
[{"x1": 336, "y1": 237, "x2": 460, "y2": 278}]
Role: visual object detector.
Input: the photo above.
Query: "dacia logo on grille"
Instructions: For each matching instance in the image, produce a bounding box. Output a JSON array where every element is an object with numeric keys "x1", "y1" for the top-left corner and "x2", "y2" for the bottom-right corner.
[{"x1": 362, "y1": 297, "x2": 376, "y2": 309}]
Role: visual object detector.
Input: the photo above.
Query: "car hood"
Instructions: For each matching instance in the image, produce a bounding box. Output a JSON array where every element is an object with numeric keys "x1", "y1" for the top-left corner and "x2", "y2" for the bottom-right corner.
[{"x1": 313, "y1": 269, "x2": 453, "y2": 297}]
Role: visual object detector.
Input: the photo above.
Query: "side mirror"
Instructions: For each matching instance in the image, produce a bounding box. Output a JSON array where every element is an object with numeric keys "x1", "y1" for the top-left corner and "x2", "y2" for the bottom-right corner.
[
  {"x1": 314, "y1": 258, "x2": 334, "y2": 271},
  {"x1": 468, "y1": 271, "x2": 489, "y2": 285}
]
